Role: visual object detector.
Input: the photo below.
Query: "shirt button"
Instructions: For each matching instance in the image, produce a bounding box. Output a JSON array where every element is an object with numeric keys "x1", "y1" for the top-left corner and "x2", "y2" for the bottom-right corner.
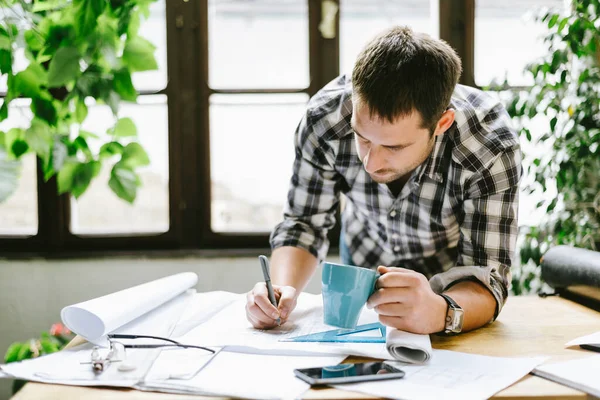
[
  {"x1": 389, "y1": 210, "x2": 397, "y2": 218},
  {"x1": 392, "y1": 233, "x2": 399, "y2": 240},
  {"x1": 393, "y1": 246, "x2": 400, "y2": 252}
]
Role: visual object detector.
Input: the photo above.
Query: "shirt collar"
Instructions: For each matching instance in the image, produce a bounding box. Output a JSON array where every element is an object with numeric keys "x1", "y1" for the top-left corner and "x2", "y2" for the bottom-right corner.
[{"x1": 416, "y1": 129, "x2": 451, "y2": 184}]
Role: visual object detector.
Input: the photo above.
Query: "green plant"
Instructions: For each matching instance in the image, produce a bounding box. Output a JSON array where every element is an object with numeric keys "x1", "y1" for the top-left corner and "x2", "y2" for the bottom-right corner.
[
  {"x1": 501, "y1": 0, "x2": 600, "y2": 293},
  {"x1": 3, "y1": 322, "x2": 75, "y2": 394},
  {"x1": 0, "y1": 0, "x2": 158, "y2": 204}
]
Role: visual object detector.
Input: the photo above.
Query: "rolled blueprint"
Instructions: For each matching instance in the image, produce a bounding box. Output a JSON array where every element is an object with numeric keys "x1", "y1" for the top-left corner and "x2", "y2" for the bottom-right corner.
[{"x1": 61, "y1": 272, "x2": 198, "y2": 342}]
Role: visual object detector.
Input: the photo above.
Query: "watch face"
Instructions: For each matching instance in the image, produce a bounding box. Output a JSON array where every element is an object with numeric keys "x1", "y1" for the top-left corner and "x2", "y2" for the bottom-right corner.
[{"x1": 446, "y1": 307, "x2": 464, "y2": 333}]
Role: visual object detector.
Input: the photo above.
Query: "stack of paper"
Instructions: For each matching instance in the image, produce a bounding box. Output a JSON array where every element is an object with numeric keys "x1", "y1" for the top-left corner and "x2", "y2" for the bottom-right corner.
[{"x1": 533, "y1": 356, "x2": 600, "y2": 398}]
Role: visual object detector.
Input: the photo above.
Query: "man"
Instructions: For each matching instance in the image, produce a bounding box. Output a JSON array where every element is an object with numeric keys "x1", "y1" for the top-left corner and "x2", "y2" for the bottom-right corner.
[{"x1": 245, "y1": 26, "x2": 521, "y2": 335}]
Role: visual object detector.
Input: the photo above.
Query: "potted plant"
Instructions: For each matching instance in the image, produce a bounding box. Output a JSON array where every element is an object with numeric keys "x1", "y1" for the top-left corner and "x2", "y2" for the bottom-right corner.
[
  {"x1": 3, "y1": 323, "x2": 75, "y2": 394},
  {"x1": 0, "y1": 0, "x2": 159, "y2": 204},
  {"x1": 500, "y1": 0, "x2": 600, "y2": 293}
]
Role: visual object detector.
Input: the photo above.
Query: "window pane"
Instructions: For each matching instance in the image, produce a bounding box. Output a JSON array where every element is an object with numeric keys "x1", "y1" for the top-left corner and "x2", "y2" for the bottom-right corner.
[
  {"x1": 340, "y1": 0, "x2": 437, "y2": 76},
  {"x1": 133, "y1": 0, "x2": 168, "y2": 91},
  {"x1": 208, "y1": 0, "x2": 309, "y2": 89},
  {"x1": 475, "y1": 0, "x2": 565, "y2": 86},
  {"x1": 0, "y1": 99, "x2": 38, "y2": 235},
  {"x1": 210, "y1": 93, "x2": 308, "y2": 232},
  {"x1": 70, "y1": 95, "x2": 169, "y2": 235}
]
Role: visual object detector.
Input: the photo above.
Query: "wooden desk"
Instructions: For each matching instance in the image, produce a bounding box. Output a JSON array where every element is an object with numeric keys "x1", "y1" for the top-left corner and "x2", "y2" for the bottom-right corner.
[{"x1": 11, "y1": 295, "x2": 600, "y2": 400}]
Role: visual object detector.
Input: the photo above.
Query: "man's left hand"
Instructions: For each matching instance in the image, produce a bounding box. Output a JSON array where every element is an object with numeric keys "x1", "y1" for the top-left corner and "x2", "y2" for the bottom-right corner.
[{"x1": 367, "y1": 265, "x2": 448, "y2": 334}]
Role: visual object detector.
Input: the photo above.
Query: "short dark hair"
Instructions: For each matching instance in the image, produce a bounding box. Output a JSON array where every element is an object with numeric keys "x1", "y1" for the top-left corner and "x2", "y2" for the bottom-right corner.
[{"x1": 352, "y1": 26, "x2": 462, "y2": 132}]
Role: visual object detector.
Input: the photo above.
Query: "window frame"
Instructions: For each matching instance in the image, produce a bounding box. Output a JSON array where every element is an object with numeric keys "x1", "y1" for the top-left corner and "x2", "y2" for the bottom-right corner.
[{"x1": 0, "y1": 0, "x2": 477, "y2": 256}]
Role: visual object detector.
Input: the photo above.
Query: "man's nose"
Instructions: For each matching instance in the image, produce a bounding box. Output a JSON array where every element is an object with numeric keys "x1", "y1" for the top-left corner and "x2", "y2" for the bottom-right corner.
[{"x1": 363, "y1": 146, "x2": 385, "y2": 173}]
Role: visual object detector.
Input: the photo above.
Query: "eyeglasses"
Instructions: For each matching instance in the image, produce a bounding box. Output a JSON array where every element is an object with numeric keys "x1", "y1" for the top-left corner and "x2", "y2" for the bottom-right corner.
[{"x1": 82, "y1": 334, "x2": 216, "y2": 375}]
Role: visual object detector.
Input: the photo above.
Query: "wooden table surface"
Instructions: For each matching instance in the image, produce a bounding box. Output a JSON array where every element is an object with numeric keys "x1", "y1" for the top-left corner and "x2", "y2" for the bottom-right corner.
[{"x1": 11, "y1": 295, "x2": 600, "y2": 400}]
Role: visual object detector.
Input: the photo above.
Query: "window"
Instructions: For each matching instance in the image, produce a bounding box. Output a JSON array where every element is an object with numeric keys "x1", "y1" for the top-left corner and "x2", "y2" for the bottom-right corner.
[
  {"x1": 0, "y1": 100, "x2": 38, "y2": 236},
  {"x1": 69, "y1": 1, "x2": 171, "y2": 237},
  {"x1": 207, "y1": 0, "x2": 311, "y2": 235},
  {"x1": 474, "y1": 0, "x2": 565, "y2": 86},
  {"x1": 0, "y1": 0, "x2": 558, "y2": 254},
  {"x1": 340, "y1": 0, "x2": 437, "y2": 75}
]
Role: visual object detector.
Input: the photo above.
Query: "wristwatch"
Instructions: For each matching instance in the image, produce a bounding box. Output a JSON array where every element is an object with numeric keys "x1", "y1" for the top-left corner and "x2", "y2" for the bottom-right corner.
[{"x1": 439, "y1": 293, "x2": 464, "y2": 335}]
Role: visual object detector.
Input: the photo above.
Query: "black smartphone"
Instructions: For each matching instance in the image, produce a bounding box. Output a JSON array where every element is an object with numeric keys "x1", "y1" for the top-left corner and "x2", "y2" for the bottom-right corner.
[
  {"x1": 580, "y1": 343, "x2": 600, "y2": 353},
  {"x1": 294, "y1": 361, "x2": 405, "y2": 385}
]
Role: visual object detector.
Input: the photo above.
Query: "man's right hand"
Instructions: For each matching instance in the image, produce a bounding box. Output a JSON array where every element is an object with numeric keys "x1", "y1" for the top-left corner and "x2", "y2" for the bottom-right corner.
[{"x1": 246, "y1": 282, "x2": 297, "y2": 329}]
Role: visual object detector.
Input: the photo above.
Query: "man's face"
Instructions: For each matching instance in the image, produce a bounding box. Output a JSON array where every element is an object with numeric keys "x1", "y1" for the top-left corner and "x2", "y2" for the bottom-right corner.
[{"x1": 351, "y1": 99, "x2": 446, "y2": 184}]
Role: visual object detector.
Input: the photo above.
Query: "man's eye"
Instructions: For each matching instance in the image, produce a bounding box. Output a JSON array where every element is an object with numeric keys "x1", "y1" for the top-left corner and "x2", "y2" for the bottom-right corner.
[{"x1": 386, "y1": 146, "x2": 405, "y2": 152}]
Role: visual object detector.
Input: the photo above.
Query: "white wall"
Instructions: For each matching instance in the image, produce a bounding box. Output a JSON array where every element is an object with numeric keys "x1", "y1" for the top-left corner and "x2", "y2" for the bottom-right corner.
[{"x1": 0, "y1": 255, "x2": 327, "y2": 400}]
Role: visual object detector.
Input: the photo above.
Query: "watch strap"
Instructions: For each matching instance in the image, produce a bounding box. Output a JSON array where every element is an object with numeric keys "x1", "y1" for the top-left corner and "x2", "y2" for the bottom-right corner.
[{"x1": 440, "y1": 293, "x2": 460, "y2": 310}]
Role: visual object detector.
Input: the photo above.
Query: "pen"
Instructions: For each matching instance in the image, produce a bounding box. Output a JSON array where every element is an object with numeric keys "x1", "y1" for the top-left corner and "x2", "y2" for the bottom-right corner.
[{"x1": 259, "y1": 255, "x2": 281, "y2": 326}]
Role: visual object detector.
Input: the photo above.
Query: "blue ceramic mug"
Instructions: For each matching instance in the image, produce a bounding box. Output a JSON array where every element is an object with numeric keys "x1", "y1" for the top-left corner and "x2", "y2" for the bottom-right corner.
[{"x1": 321, "y1": 262, "x2": 379, "y2": 329}]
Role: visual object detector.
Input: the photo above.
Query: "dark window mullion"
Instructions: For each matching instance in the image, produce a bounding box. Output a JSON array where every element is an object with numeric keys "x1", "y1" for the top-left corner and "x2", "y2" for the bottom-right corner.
[{"x1": 439, "y1": 0, "x2": 476, "y2": 87}]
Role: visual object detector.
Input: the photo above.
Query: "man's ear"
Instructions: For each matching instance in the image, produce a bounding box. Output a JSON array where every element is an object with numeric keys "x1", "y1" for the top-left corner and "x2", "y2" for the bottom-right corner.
[{"x1": 433, "y1": 109, "x2": 455, "y2": 137}]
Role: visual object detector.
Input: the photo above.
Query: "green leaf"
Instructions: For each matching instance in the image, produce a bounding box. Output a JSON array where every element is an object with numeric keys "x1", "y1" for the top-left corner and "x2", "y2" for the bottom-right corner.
[
  {"x1": 109, "y1": 164, "x2": 139, "y2": 203},
  {"x1": 13, "y1": 63, "x2": 47, "y2": 98},
  {"x1": 0, "y1": 100, "x2": 8, "y2": 122},
  {"x1": 89, "y1": 160, "x2": 101, "y2": 177},
  {"x1": 0, "y1": 49, "x2": 11, "y2": 75},
  {"x1": 5, "y1": 128, "x2": 27, "y2": 159},
  {"x1": 0, "y1": 146, "x2": 20, "y2": 203},
  {"x1": 105, "y1": 91, "x2": 120, "y2": 115},
  {"x1": 4, "y1": 342, "x2": 24, "y2": 363},
  {"x1": 24, "y1": 30, "x2": 45, "y2": 52},
  {"x1": 11, "y1": 140, "x2": 29, "y2": 158},
  {"x1": 71, "y1": 162, "x2": 95, "y2": 198},
  {"x1": 47, "y1": 47, "x2": 80, "y2": 88},
  {"x1": 16, "y1": 343, "x2": 33, "y2": 361},
  {"x1": 113, "y1": 69, "x2": 137, "y2": 102},
  {"x1": 39, "y1": 339, "x2": 59, "y2": 354},
  {"x1": 121, "y1": 142, "x2": 149, "y2": 168},
  {"x1": 26, "y1": 119, "x2": 53, "y2": 163},
  {"x1": 0, "y1": 36, "x2": 10, "y2": 50},
  {"x1": 32, "y1": 0, "x2": 68, "y2": 12},
  {"x1": 99, "y1": 141, "x2": 124, "y2": 158},
  {"x1": 73, "y1": 0, "x2": 106, "y2": 38},
  {"x1": 75, "y1": 98, "x2": 88, "y2": 123},
  {"x1": 79, "y1": 130, "x2": 99, "y2": 140},
  {"x1": 109, "y1": 117, "x2": 137, "y2": 137},
  {"x1": 57, "y1": 161, "x2": 77, "y2": 194},
  {"x1": 550, "y1": 117, "x2": 558, "y2": 132},
  {"x1": 32, "y1": 97, "x2": 58, "y2": 126},
  {"x1": 122, "y1": 36, "x2": 157, "y2": 72},
  {"x1": 73, "y1": 136, "x2": 93, "y2": 159}
]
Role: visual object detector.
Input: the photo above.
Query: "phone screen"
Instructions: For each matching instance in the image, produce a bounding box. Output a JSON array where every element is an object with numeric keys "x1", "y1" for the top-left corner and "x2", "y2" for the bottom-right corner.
[{"x1": 294, "y1": 362, "x2": 405, "y2": 385}]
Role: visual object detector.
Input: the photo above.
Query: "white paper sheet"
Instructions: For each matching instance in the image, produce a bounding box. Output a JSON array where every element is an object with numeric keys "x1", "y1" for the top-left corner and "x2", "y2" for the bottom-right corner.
[
  {"x1": 533, "y1": 355, "x2": 600, "y2": 397},
  {"x1": 61, "y1": 272, "x2": 198, "y2": 342},
  {"x1": 180, "y1": 293, "x2": 431, "y2": 362},
  {"x1": 334, "y1": 350, "x2": 546, "y2": 400},
  {"x1": 143, "y1": 350, "x2": 346, "y2": 400},
  {"x1": 565, "y1": 330, "x2": 600, "y2": 347}
]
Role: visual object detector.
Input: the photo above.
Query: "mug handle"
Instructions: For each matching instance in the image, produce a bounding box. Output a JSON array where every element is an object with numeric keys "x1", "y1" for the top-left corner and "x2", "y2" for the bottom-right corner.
[{"x1": 371, "y1": 273, "x2": 381, "y2": 295}]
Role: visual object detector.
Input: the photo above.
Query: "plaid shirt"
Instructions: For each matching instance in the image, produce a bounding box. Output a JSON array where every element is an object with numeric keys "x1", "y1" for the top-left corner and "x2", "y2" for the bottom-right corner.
[{"x1": 271, "y1": 75, "x2": 522, "y2": 317}]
